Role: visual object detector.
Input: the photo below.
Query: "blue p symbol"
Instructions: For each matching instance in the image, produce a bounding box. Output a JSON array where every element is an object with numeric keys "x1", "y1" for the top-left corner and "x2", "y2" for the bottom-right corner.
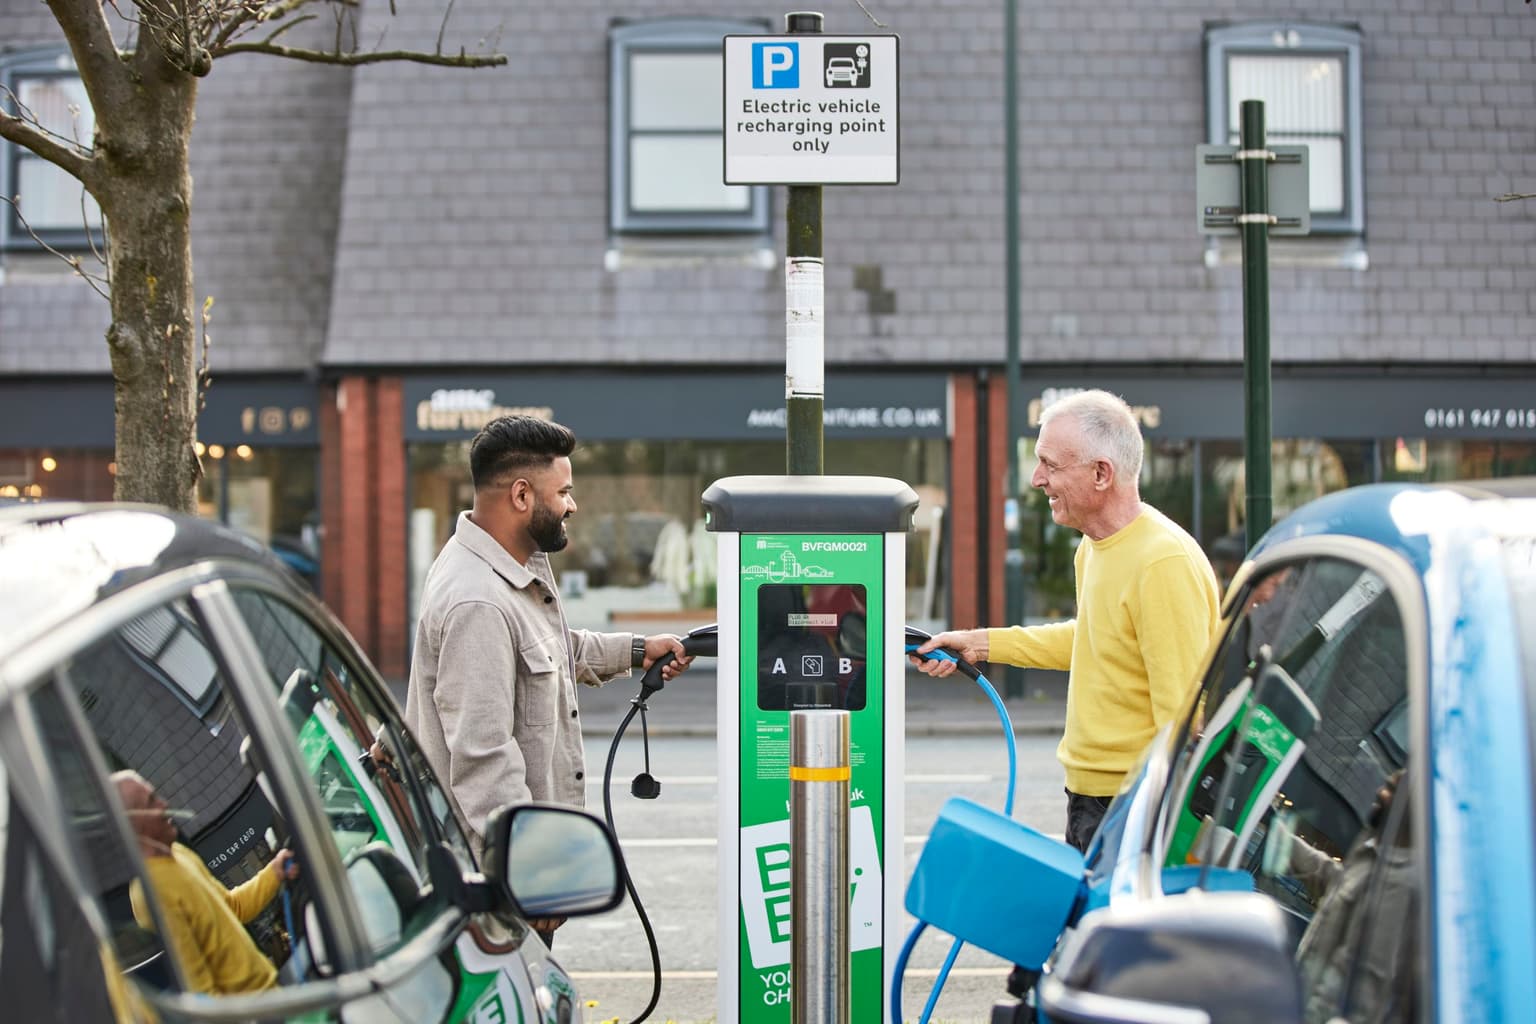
[{"x1": 752, "y1": 42, "x2": 799, "y2": 88}]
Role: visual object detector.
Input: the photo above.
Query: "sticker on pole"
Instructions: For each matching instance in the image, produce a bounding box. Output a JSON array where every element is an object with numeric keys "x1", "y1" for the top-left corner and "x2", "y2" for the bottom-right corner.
[{"x1": 724, "y1": 35, "x2": 899, "y2": 185}]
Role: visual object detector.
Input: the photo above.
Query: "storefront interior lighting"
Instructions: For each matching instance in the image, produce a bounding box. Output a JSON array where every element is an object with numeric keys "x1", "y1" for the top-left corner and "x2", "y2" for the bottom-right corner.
[
  {"x1": 40, "y1": 456, "x2": 58, "y2": 472},
  {"x1": 208, "y1": 444, "x2": 226, "y2": 460},
  {"x1": 25, "y1": 484, "x2": 42, "y2": 497},
  {"x1": 0, "y1": 485, "x2": 17, "y2": 497},
  {"x1": 108, "y1": 461, "x2": 117, "y2": 476},
  {"x1": 194, "y1": 442, "x2": 207, "y2": 457},
  {"x1": 235, "y1": 444, "x2": 254, "y2": 460}
]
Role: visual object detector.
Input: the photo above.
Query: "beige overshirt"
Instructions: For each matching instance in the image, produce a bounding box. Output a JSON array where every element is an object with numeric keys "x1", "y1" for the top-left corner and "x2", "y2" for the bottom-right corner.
[{"x1": 405, "y1": 511, "x2": 632, "y2": 861}]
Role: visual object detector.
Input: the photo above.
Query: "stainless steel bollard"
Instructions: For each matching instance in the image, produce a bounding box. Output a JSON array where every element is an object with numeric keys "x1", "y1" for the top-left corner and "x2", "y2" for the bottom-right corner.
[{"x1": 790, "y1": 710, "x2": 850, "y2": 1024}]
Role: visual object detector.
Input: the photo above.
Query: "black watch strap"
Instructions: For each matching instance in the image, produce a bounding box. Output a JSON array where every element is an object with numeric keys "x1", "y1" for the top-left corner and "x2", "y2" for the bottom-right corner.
[{"x1": 631, "y1": 635, "x2": 647, "y2": 669}]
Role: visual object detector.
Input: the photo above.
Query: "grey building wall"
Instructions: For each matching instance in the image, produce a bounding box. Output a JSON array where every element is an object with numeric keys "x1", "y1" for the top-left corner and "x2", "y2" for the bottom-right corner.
[
  {"x1": 2, "y1": 1, "x2": 1532, "y2": 377},
  {"x1": 323, "y1": 0, "x2": 1536, "y2": 370},
  {"x1": 0, "y1": 7, "x2": 352, "y2": 374}
]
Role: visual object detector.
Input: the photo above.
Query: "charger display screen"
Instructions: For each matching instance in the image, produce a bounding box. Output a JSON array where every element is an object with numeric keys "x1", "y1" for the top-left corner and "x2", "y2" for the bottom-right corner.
[{"x1": 755, "y1": 583, "x2": 867, "y2": 711}]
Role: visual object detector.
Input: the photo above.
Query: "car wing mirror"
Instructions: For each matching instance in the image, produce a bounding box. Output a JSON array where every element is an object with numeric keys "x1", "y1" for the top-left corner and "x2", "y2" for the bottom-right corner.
[
  {"x1": 905, "y1": 796, "x2": 1085, "y2": 971},
  {"x1": 484, "y1": 803, "x2": 625, "y2": 919},
  {"x1": 1038, "y1": 890, "x2": 1302, "y2": 1024}
]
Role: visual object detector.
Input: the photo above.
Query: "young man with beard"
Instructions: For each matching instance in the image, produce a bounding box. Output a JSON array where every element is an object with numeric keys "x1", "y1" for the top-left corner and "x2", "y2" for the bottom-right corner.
[
  {"x1": 913, "y1": 390, "x2": 1219, "y2": 852},
  {"x1": 405, "y1": 416, "x2": 691, "y2": 942}
]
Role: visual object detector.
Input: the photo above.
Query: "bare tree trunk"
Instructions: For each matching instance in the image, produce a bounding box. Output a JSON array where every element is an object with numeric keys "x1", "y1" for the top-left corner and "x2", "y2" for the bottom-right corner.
[{"x1": 99, "y1": 73, "x2": 200, "y2": 513}]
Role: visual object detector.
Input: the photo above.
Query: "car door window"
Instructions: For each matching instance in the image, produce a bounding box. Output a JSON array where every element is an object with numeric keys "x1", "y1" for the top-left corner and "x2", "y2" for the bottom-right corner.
[
  {"x1": 227, "y1": 587, "x2": 471, "y2": 956},
  {"x1": 1161, "y1": 557, "x2": 1419, "y2": 1021},
  {"x1": 40, "y1": 598, "x2": 330, "y2": 996}
]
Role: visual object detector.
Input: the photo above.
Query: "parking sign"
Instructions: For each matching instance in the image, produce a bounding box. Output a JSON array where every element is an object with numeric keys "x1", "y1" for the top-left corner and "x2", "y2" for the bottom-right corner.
[{"x1": 724, "y1": 35, "x2": 900, "y2": 185}]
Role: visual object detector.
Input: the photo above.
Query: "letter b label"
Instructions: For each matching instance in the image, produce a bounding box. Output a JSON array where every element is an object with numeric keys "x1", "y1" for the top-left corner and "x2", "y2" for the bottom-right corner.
[{"x1": 752, "y1": 42, "x2": 799, "y2": 88}]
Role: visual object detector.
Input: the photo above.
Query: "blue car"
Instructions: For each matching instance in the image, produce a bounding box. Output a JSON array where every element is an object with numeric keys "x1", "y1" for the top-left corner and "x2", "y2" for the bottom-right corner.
[{"x1": 909, "y1": 480, "x2": 1536, "y2": 1023}]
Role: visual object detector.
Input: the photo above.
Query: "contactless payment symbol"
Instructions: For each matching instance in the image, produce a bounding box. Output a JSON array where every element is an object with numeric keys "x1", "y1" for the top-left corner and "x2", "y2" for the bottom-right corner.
[
  {"x1": 823, "y1": 42, "x2": 870, "y2": 88},
  {"x1": 752, "y1": 41, "x2": 799, "y2": 88},
  {"x1": 802, "y1": 655, "x2": 824, "y2": 677}
]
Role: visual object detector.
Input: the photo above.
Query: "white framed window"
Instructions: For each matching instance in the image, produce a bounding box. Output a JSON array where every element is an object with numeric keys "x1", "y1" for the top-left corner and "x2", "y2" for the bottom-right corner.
[
  {"x1": 1, "y1": 49, "x2": 103, "y2": 252},
  {"x1": 1205, "y1": 22, "x2": 1364, "y2": 238},
  {"x1": 608, "y1": 17, "x2": 769, "y2": 236}
]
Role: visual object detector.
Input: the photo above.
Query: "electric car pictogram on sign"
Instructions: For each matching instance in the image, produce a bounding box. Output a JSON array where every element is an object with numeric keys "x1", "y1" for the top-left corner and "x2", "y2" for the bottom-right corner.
[{"x1": 824, "y1": 43, "x2": 870, "y2": 87}]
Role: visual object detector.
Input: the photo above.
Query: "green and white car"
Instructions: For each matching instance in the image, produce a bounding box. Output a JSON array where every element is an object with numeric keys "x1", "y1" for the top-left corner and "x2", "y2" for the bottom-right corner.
[{"x1": 0, "y1": 503, "x2": 624, "y2": 1023}]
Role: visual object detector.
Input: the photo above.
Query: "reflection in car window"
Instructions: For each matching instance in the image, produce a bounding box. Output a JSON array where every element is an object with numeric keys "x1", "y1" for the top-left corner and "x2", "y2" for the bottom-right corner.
[
  {"x1": 46, "y1": 600, "x2": 317, "y2": 994},
  {"x1": 229, "y1": 588, "x2": 469, "y2": 956},
  {"x1": 1161, "y1": 557, "x2": 1418, "y2": 1023}
]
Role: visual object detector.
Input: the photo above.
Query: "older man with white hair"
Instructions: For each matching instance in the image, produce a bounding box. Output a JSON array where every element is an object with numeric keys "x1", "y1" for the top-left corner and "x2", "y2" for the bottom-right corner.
[{"x1": 915, "y1": 389, "x2": 1220, "y2": 851}]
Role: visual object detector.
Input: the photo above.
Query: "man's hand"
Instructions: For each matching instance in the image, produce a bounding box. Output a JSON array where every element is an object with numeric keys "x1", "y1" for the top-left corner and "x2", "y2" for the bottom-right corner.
[
  {"x1": 642, "y1": 634, "x2": 694, "y2": 681},
  {"x1": 269, "y1": 848, "x2": 300, "y2": 881},
  {"x1": 910, "y1": 629, "x2": 989, "y2": 677}
]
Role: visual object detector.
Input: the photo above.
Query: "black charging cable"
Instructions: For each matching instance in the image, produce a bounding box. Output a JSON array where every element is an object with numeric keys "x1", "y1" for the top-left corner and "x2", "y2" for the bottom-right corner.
[{"x1": 600, "y1": 624, "x2": 717, "y2": 1024}]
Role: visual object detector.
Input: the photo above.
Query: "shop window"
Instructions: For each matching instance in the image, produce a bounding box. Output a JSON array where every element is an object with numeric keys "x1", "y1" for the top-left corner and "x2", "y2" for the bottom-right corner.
[
  {"x1": 608, "y1": 18, "x2": 770, "y2": 238},
  {"x1": 1, "y1": 48, "x2": 104, "y2": 253},
  {"x1": 1380, "y1": 439, "x2": 1536, "y2": 483},
  {"x1": 1204, "y1": 22, "x2": 1365, "y2": 267}
]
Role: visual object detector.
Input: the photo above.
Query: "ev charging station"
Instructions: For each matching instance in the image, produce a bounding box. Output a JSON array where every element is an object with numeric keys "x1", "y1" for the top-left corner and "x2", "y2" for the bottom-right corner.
[{"x1": 703, "y1": 475, "x2": 919, "y2": 1023}]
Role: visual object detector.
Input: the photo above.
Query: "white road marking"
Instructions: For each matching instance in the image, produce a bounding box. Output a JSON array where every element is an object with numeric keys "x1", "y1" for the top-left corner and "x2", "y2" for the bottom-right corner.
[
  {"x1": 617, "y1": 833, "x2": 1064, "y2": 848},
  {"x1": 589, "y1": 773, "x2": 992, "y2": 786}
]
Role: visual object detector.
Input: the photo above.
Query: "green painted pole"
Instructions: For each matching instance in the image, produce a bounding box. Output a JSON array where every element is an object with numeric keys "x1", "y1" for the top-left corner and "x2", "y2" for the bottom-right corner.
[
  {"x1": 1238, "y1": 99, "x2": 1272, "y2": 548},
  {"x1": 786, "y1": 11, "x2": 824, "y2": 475},
  {"x1": 1002, "y1": 0, "x2": 1024, "y2": 697}
]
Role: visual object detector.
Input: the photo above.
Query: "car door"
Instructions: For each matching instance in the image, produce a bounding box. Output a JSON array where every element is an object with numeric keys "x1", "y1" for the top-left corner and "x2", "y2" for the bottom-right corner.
[
  {"x1": 13, "y1": 581, "x2": 366, "y2": 1018},
  {"x1": 1154, "y1": 547, "x2": 1426, "y2": 1022}
]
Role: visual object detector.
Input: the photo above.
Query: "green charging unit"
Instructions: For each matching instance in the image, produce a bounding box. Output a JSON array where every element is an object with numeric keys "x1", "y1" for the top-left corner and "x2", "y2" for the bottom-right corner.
[{"x1": 703, "y1": 475, "x2": 919, "y2": 1023}]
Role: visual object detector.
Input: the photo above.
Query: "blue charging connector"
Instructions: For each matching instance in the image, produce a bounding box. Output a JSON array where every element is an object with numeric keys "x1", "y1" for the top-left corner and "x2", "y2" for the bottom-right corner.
[{"x1": 894, "y1": 628, "x2": 1019, "y2": 1024}]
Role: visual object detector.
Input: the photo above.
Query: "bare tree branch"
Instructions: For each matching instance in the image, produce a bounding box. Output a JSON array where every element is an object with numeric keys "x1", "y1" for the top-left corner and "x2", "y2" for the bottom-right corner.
[
  {"x1": 852, "y1": 0, "x2": 888, "y2": 28},
  {"x1": 1494, "y1": 192, "x2": 1535, "y2": 203},
  {"x1": 0, "y1": 112, "x2": 90, "y2": 179},
  {"x1": 212, "y1": 41, "x2": 505, "y2": 66},
  {"x1": 0, "y1": 197, "x2": 111, "y2": 300}
]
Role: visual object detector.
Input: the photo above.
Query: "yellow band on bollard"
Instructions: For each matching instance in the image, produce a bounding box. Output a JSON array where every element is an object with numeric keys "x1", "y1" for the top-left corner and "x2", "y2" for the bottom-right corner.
[{"x1": 788, "y1": 765, "x2": 851, "y2": 782}]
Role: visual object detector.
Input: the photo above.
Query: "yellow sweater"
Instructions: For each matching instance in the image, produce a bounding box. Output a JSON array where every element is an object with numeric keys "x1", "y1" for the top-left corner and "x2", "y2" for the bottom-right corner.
[
  {"x1": 130, "y1": 843, "x2": 281, "y2": 995},
  {"x1": 990, "y1": 505, "x2": 1220, "y2": 796}
]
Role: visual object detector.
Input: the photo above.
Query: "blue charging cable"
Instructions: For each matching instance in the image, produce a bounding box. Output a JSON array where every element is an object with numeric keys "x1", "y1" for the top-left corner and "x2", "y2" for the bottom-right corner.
[{"x1": 892, "y1": 631, "x2": 1019, "y2": 1024}]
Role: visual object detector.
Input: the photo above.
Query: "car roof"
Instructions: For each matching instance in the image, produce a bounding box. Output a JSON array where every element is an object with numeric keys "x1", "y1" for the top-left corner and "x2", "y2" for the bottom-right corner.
[
  {"x1": 0, "y1": 502, "x2": 293, "y2": 663},
  {"x1": 1248, "y1": 478, "x2": 1536, "y2": 575}
]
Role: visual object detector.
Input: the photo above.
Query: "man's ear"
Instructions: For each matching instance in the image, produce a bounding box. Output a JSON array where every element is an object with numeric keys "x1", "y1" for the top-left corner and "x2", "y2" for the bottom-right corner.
[
  {"x1": 507, "y1": 477, "x2": 533, "y2": 511},
  {"x1": 1092, "y1": 458, "x2": 1114, "y2": 490}
]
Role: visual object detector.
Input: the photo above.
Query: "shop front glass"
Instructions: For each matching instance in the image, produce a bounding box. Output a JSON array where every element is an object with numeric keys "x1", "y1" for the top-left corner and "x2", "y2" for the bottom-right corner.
[
  {"x1": 408, "y1": 437, "x2": 948, "y2": 633},
  {"x1": 0, "y1": 447, "x2": 114, "y2": 503},
  {"x1": 1017, "y1": 436, "x2": 1381, "y2": 619},
  {"x1": 195, "y1": 444, "x2": 320, "y2": 589}
]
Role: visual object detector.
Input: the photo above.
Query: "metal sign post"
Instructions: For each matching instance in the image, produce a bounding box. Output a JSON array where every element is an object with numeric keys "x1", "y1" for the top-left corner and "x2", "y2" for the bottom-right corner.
[{"x1": 1195, "y1": 102, "x2": 1310, "y2": 548}]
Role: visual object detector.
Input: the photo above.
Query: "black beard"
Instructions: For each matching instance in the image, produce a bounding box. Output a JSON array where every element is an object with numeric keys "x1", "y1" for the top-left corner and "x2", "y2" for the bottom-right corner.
[{"x1": 530, "y1": 500, "x2": 569, "y2": 553}]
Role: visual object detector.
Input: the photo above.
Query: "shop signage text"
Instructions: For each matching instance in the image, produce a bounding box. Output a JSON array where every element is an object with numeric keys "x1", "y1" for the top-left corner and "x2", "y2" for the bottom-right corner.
[
  {"x1": 746, "y1": 406, "x2": 942, "y2": 430},
  {"x1": 415, "y1": 389, "x2": 553, "y2": 433},
  {"x1": 1029, "y1": 387, "x2": 1162, "y2": 430}
]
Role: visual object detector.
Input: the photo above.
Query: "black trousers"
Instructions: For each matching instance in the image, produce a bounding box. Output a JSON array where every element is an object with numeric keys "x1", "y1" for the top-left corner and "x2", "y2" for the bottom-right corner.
[{"x1": 1064, "y1": 789, "x2": 1113, "y2": 853}]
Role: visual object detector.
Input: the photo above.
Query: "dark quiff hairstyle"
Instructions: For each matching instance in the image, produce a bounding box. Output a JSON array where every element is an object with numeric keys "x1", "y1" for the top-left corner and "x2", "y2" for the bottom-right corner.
[{"x1": 469, "y1": 415, "x2": 576, "y2": 490}]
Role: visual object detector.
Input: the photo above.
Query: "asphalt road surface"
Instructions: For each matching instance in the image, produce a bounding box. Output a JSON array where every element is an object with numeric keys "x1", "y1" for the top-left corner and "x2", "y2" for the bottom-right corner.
[{"x1": 558, "y1": 732, "x2": 1068, "y2": 1023}]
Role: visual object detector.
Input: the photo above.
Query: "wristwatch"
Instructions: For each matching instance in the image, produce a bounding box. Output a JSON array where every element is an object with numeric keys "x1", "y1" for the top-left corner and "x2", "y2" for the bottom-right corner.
[{"x1": 631, "y1": 635, "x2": 648, "y2": 669}]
